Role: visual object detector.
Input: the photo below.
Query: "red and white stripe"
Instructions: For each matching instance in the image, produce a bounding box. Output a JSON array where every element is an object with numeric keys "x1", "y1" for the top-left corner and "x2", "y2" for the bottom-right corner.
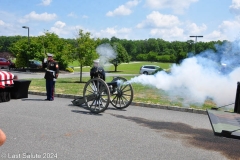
[{"x1": 0, "y1": 71, "x2": 14, "y2": 88}]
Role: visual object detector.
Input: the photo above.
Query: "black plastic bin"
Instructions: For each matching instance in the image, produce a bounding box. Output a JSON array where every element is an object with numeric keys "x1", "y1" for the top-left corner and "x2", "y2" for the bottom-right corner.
[
  {"x1": 11, "y1": 80, "x2": 31, "y2": 99},
  {"x1": 0, "y1": 86, "x2": 12, "y2": 102}
]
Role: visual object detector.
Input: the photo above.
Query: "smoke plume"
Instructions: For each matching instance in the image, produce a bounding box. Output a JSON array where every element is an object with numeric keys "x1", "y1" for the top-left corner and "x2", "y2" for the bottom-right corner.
[
  {"x1": 128, "y1": 39, "x2": 240, "y2": 107},
  {"x1": 96, "y1": 43, "x2": 117, "y2": 66}
]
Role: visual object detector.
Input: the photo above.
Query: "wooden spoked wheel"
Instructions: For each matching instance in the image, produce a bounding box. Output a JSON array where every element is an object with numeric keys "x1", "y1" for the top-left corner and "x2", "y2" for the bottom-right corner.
[
  {"x1": 110, "y1": 77, "x2": 133, "y2": 109},
  {"x1": 83, "y1": 78, "x2": 110, "y2": 113}
]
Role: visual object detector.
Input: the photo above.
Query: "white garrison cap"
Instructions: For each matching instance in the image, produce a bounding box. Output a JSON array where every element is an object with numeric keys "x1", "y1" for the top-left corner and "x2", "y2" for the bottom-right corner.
[
  {"x1": 47, "y1": 53, "x2": 53, "y2": 57},
  {"x1": 93, "y1": 59, "x2": 100, "y2": 63}
]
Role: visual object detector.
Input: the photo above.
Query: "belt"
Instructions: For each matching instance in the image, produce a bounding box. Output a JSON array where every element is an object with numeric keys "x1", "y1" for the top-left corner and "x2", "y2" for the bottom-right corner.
[{"x1": 47, "y1": 69, "x2": 55, "y2": 73}]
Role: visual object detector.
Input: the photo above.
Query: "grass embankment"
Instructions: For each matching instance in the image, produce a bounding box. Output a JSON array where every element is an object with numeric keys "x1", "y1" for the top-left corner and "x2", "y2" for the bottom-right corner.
[{"x1": 28, "y1": 61, "x2": 216, "y2": 110}]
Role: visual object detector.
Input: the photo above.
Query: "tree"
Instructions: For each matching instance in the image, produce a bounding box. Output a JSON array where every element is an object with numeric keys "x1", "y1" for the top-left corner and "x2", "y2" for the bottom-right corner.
[
  {"x1": 100, "y1": 38, "x2": 110, "y2": 44},
  {"x1": 122, "y1": 40, "x2": 137, "y2": 60},
  {"x1": 36, "y1": 32, "x2": 73, "y2": 70},
  {"x1": 4, "y1": 34, "x2": 227, "y2": 68},
  {"x1": 157, "y1": 38, "x2": 168, "y2": 55},
  {"x1": 110, "y1": 36, "x2": 120, "y2": 43},
  {"x1": 147, "y1": 38, "x2": 160, "y2": 54},
  {"x1": 195, "y1": 42, "x2": 205, "y2": 54},
  {"x1": 0, "y1": 36, "x2": 23, "y2": 53},
  {"x1": 147, "y1": 51, "x2": 158, "y2": 62},
  {"x1": 176, "y1": 51, "x2": 187, "y2": 64},
  {"x1": 136, "y1": 54, "x2": 148, "y2": 61},
  {"x1": 75, "y1": 29, "x2": 98, "y2": 82},
  {"x1": 0, "y1": 52, "x2": 14, "y2": 60},
  {"x1": 156, "y1": 55, "x2": 172, "y2": 62},
  {"x1": 10, "y1": 32, "x2": 72, "y2": 69},
  {"x1": 10, "y1": 37, "x2": 42, "y2": 68},
  {"x1": 110, "y1": 42, "x2": 130, "y2": 72}
]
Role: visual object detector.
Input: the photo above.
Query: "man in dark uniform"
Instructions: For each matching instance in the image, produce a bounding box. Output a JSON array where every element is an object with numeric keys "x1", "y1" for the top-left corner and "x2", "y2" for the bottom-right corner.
[
  {"x1": 44, "y1": 53, "x2": 59, "y2": 101},
  {"x1": 90, "y1": 59, "x2": 105, "y2": 81},
  {"x1": 90, "y1": 59, "x2": 117, "y2": 94},
  {"x1": 90, "y1": 59, "x2": 106, "y2": 106}
]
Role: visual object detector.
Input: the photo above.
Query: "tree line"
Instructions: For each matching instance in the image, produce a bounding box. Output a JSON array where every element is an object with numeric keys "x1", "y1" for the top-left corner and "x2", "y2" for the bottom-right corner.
[{"x1": 0, "y1": 30, "x2": 226, "y2": 70}]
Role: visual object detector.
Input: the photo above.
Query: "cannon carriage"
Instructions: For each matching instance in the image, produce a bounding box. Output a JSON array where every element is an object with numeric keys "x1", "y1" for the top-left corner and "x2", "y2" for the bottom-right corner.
[{"x1": 72, "y1": 77, "x2": 134, "y2": 114}]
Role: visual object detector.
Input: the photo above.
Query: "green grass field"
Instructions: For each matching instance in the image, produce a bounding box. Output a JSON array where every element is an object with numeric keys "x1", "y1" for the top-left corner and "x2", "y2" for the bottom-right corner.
[
  {"x1": 69, "y1": 61, "x2": 173, "y2": 74},
  {"x1": 26, "y1": 61, "x2": 217, "y2": 110}
]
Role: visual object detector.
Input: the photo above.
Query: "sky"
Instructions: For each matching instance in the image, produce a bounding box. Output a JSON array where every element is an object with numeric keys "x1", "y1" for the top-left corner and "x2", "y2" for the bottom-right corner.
[{"x1": 0, "y1": 0, "x2": 240, "y2": 42}]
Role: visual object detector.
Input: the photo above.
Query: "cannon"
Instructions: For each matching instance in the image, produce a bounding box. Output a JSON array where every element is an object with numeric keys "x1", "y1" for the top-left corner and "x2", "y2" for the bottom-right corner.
[{"x1": 72, "y1": 77, "x2": 134, "y2": 114}]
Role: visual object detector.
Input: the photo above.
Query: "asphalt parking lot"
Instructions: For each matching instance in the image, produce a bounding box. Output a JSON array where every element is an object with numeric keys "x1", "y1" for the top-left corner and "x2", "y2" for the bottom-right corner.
[{"x1": 1, "y1": 94, "x2": 240, "y2": 160}]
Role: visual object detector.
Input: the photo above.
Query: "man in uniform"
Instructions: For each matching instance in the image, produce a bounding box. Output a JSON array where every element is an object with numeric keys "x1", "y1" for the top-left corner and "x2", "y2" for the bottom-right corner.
[
  {"x1": 90, "y1": 59, "x2": 105, "y2": 81},
  {"x1": 90, "y1": 59, "x2": 106, "y2": 106},
  {"x1": 44, "y1": 53, "x2": 59, "y2": 101}
]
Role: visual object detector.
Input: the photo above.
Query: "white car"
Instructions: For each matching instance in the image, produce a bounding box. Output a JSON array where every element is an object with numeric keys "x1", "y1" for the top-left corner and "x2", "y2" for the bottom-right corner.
[{"x1": 139, "y1": 65, "x2": 161, "y2": 75}]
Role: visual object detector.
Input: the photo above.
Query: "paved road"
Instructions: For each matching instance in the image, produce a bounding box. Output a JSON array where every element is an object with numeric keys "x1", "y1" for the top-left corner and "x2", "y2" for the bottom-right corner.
[{"x1": 1, "y1": 95, "x2": 239, "y2": 160}]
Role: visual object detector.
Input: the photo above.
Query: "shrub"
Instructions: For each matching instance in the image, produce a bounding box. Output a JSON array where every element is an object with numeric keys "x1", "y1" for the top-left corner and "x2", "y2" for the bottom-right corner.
[
  {"x1": 66, "y1": 67, "x2": 74, "y2": 73},
  {"x1": 151, "y1": 68, "x2": 163, "y2": 75},
  {"x1": 15, "y1": 54, "x2": 28, "y2": 68},
  {"x1": 136, "y1": 54, "x2": 148, "y2": 61}
]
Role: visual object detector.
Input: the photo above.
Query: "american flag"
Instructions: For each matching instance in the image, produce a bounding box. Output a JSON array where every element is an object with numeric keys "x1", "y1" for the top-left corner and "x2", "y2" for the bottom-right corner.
[{"x1": 0, "y1": 71, "x2": 14, "y2": 88}]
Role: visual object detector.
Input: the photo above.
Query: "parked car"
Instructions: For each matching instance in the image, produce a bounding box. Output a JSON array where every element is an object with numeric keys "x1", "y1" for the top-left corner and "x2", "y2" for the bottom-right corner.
[
  {"x1": 139, "y1": 65, "x2": 161, "y2": 75},
  {"x1": 29, "y1": 60, "x2": 42, "y2": 69},
  {"x1": 0, "y1": 58, "x2": 10, "y2": 69}
]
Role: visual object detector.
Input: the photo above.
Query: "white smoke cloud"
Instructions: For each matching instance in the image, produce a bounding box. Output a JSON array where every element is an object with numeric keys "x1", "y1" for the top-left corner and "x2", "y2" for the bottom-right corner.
[
  {"x1": 96, "y1": 43, "x2": 117, "y2": 66},
  {"x1": 128, "y1": 39, "x2": 240, "y2": 107}
]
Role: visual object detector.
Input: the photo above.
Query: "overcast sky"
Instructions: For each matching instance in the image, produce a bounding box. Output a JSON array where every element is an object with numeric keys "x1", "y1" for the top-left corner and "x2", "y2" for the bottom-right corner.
[{"x1": 0, "y1": 0, "x2": 239, "y2": 42}]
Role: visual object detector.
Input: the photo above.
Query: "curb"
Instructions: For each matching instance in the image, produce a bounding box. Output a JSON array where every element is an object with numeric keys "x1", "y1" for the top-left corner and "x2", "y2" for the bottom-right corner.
[
  {"x1": 130, "y1": 102, "x2": 207, "y2": 115},
  {"x1": 28, "y1": 91, "x2": 207, "y2": 115}
]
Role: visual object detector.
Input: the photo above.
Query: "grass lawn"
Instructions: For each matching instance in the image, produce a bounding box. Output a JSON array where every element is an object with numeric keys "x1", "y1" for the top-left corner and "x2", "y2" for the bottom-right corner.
[
  {"x1": 27, "y1": 61, "x2": 217, "y2": 110},
  {"x1": 70, "y1": 61, "x2": 173, "y2": 74},
  {"x1": 28, "y1": 75, "x2": 216, "y2": 110}
]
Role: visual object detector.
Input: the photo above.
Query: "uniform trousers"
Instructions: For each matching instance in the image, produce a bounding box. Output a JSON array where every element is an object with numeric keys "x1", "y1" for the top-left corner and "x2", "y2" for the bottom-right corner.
[{"x1": 46, "y1": 80, "x2": 55, "y2": 100}]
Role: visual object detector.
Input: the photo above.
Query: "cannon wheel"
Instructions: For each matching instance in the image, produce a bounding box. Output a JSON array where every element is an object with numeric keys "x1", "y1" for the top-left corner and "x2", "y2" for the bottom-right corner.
[
  {"x1": 110, "y1": 77, "x2": 133, "y2": 109},
  {"x1": 83, "y1": 78, "x2": 110, "y2": 113}
]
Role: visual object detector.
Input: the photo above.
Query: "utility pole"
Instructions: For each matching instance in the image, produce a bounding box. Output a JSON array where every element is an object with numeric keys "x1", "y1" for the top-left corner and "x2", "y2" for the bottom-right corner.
[
  {"x1": 189, "y1": 36, "x2": 203, "y2": 54},
  {"x1": 22, "y1": 26, "x2": 30, "y2": 45}
]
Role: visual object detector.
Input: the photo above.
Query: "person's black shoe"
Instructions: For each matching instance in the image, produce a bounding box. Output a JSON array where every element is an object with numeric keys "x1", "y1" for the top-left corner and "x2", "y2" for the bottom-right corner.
[{"x1": 45, "y1": 99, "x2": 50, "y2": 101}]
